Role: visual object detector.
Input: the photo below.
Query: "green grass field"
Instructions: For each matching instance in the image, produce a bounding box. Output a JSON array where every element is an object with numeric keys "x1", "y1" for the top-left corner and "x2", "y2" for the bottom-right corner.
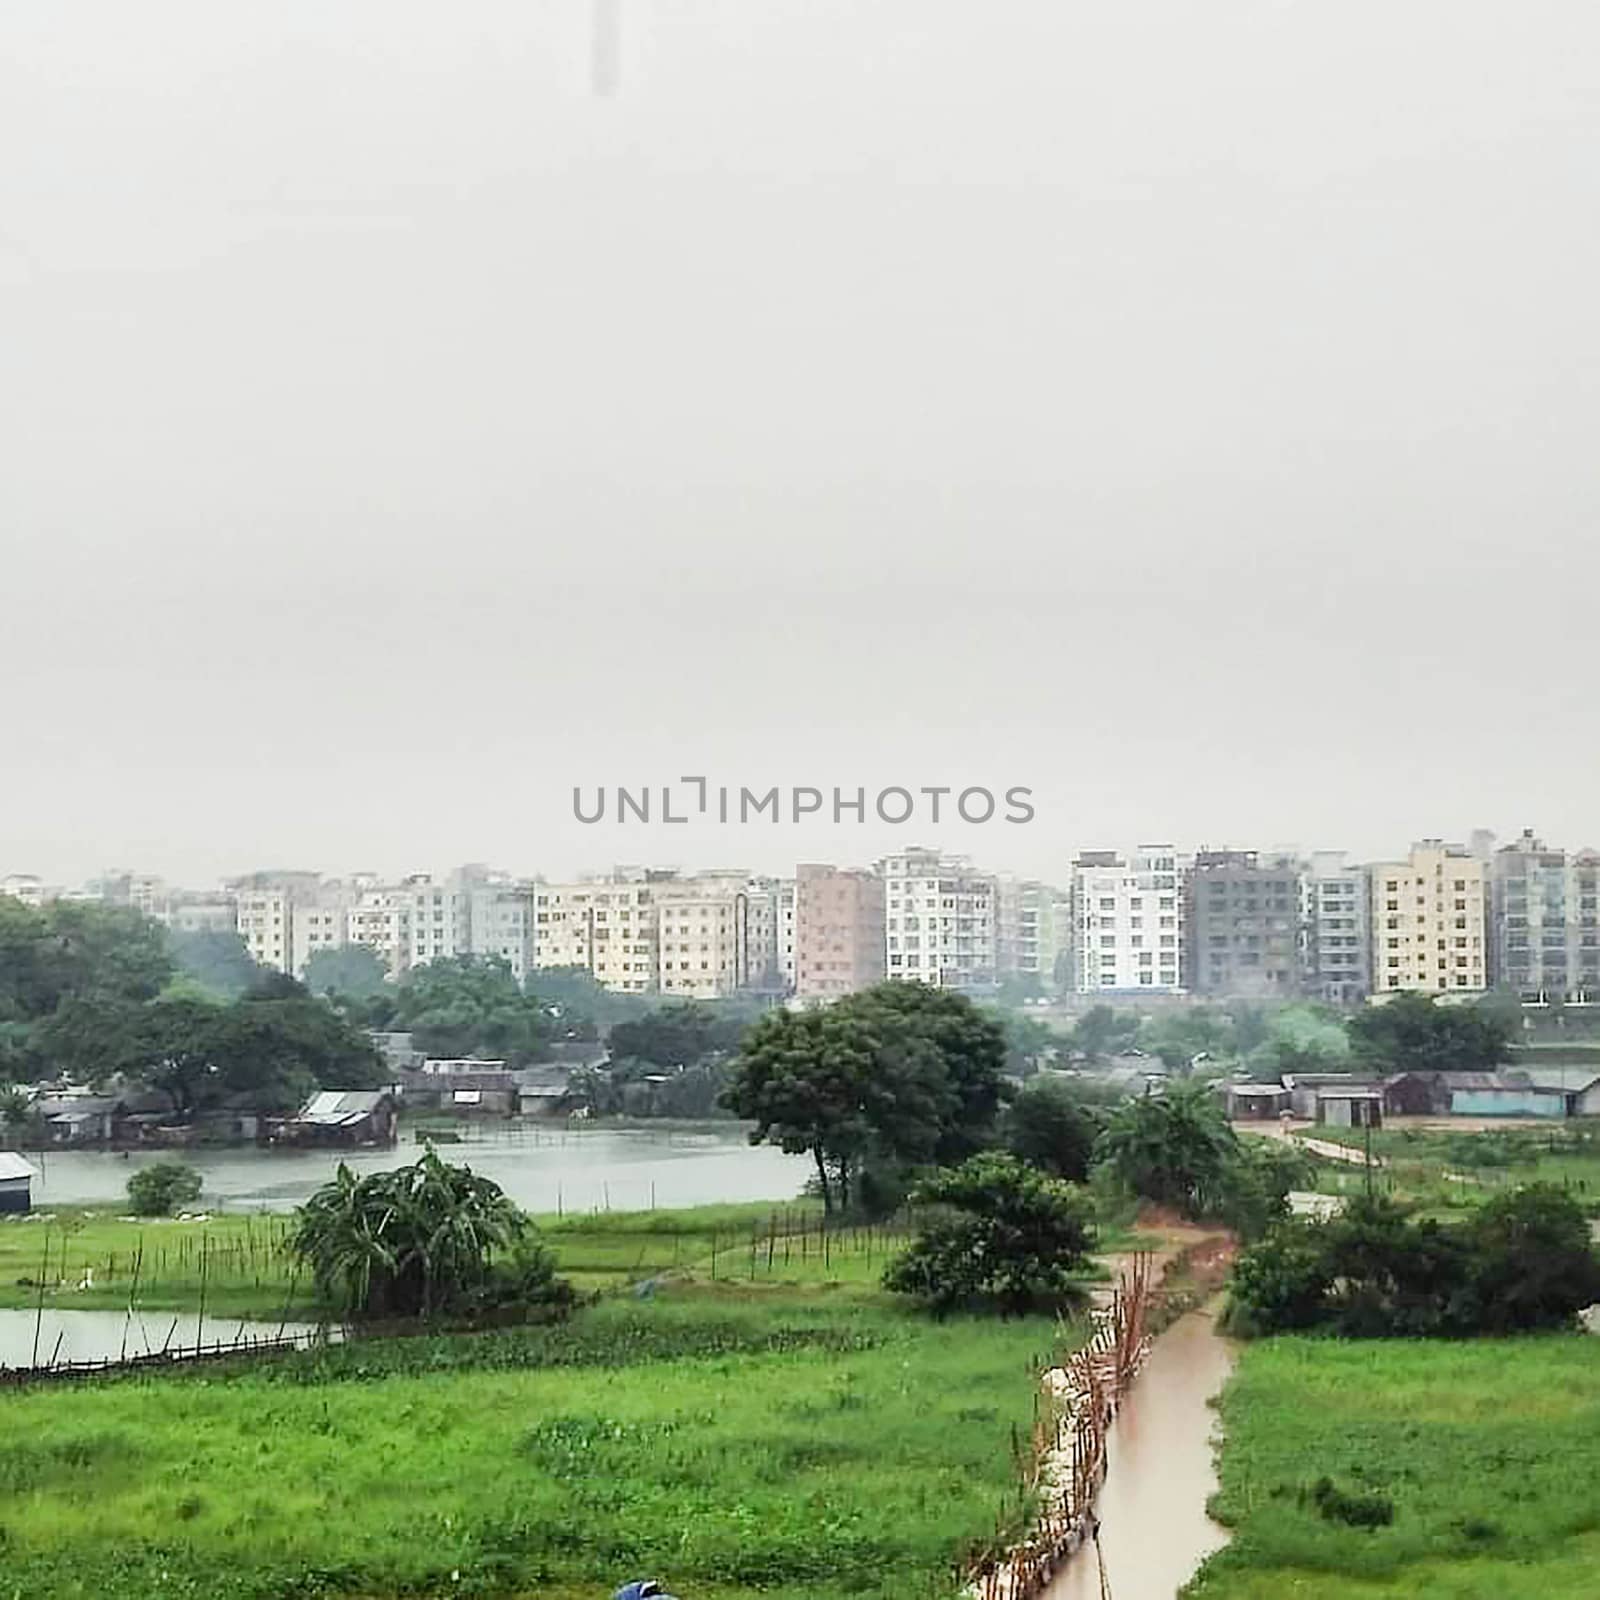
[
  {"x1": 1, "y1": 1199, "x2": 1120, "y2": 1321},
  {"x1": 0, "y1": 1284, "x2": 1071, "y2": 1600},
  {"x1": 1189, "y1": 1334, "x2": 1600, "y2": 1599}
]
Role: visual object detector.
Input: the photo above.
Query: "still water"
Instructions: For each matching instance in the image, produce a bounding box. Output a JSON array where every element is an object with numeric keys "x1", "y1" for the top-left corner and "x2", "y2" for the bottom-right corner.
[
  {"x1": 25, "y1": 1125, "x2": 807, "y2": 1214},
  {"x1": 1044, "y1": 1308, "x2": 1238, "y2": 1600},
  {"x1": 0, "y1": 1308, "x2": 324, "y2": 1370}
]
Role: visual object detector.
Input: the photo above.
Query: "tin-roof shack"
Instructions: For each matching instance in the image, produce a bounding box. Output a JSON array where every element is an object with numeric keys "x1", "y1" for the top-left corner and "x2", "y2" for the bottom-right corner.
[
  {"x1": 274, "y1": 1090, "x2": 398, "y2": 1148},
  {"x1": 0, "y1": 1153, "x2": 37, "y2": 1214}
]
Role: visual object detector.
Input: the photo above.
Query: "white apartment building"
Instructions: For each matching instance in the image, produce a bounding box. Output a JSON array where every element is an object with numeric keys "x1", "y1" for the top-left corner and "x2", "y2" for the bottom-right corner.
[
  {"x1": 1302, "y1": 851, "x2": 1371, "y2": 1003},
  {"x1": 345, "y1": 888, "x2": 415, "y2": 979},
  {"x1": 0, "y1": 874, "x2": 52, "y2": 907},
  {"x1": 235, "y1": 887, "x2": 294, "y2": 972},
  {"x1": 468, "y1": 882, "x2": 536, "y2": 981},
  {"x1": 1369, "y1": 840, "x2": 1488, "y2": 997},
  {"x1": 1070, "y1": 846, "x2": 1186, "y2": 993},
  {"x1": 534, "y1": 876, "x2": 659, "y2": 994},
  {"x1": 285, "y1": 885, "x2": 354, "y2": 975},
  {"x1": 879, "y1": 847, "x2": 997, "y2": 990}
]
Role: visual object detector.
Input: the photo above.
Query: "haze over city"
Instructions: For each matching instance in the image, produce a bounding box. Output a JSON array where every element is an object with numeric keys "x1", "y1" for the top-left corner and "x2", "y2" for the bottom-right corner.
[{"x1": 5, "y1": 1, "x2": 1597, "y2": 885}]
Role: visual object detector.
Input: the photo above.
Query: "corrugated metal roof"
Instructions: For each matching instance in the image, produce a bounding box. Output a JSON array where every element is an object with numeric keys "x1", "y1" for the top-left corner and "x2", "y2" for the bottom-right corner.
[
  {"x1": 296, "y1": 1090, "x2": 387, "y2": 1126},
  {"x1": 0, "y1": 1153, "x2": 38, "y2": 1181}
]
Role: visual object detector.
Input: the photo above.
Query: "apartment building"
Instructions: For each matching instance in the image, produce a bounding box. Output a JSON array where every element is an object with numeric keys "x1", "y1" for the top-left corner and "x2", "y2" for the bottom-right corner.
[
  {"x1": 996, "y1": 878, "x2": 1070, "y2": 992},
  {"x1": 344, "y1": 886, "x2": 416, "y2": 979},
  {"x1": 653, "y1": 872, "x2": 754, "y2": 999},
  {"x1": 794, "y1": 863, "x2": 886, "y2": 999},
  {"x1": 1070, "y1": 846, "x2": 1185, "y2": 993},
  {"x1": 534, "y1": 875, "x2": 659, "y2": 994},
  {"x1": 0, "y1": 874, "x2": 53, "y2": 907},
  {"x1": 879, "y1": 847, "x2": 996, "y2": 990},
  {"x1": 1302, "y1": 851, "x2": 1372, "y2": 1003},
  {"x1": 1368, "y1": 840, "x2": 1488, "y2": 996},
  {"x1": 1186, "y1": 850, "x2": 1303, "y2": 998},
  {"x1": 234, "y1": 887, "x2": 294, "y2": 972},
  {"x1": 1489, "y1": 829, "x2": 1600, "y2": 1003}
]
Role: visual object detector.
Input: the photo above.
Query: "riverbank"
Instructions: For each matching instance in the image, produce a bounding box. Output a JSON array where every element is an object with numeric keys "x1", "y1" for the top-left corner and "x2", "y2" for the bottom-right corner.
[
  {"x1": 1188, "y1": 1333, "x2": 1600, "y2": 1599},
  {"x1": 0, "y1": 1275, "x2": 1076, "y2": 1599}
]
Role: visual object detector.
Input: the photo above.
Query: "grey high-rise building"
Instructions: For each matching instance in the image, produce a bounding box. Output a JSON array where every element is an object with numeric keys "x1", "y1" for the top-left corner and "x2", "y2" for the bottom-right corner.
[
  {"x1": 1186, "y1": 850, "x2": 1303, "y2": 999},
  {"x1": 1489, "y1": 829, "x2": 1600, "y2": 1003}
]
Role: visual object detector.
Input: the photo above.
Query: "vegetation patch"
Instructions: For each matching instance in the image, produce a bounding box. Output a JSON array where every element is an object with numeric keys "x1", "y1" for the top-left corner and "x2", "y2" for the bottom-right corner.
[{"x1": 1188, "y1": 1335, "x2": 1600, "y2": 1599}]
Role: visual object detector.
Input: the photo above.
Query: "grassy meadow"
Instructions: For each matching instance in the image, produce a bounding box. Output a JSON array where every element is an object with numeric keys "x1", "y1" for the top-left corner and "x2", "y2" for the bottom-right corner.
[
  {"x1": 0, "y1": 1284, "x2": 1071, "y2": 1600},
  {"x1": 1188, "y1": 1334, "x2": 1600, "y2": 1600}
]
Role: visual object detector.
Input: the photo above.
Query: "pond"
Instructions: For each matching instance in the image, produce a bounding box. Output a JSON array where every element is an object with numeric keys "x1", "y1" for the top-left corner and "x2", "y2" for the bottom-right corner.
[
  {"x1": 24, "y1": 1124, "x2": 807, "y2": 1214},
  {"x1": 0, "y1": 1307, "x2": 325, "y2": 1371}
]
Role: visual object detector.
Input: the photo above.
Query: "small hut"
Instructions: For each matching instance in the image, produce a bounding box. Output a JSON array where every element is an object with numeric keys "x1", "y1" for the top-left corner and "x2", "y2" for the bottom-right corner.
[{"x1": 0, "y1": 1152, "x2": 38, "y2": 1214}]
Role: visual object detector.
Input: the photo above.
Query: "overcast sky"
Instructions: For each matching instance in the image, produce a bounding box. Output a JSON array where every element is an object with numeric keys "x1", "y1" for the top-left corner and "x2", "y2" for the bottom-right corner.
[{"x1": 3, "y1": 1, "x2": 1597, "y2": 889}]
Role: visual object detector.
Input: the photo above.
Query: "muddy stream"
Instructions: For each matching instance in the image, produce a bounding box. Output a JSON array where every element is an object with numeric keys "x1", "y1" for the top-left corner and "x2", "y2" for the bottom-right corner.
[{"x1": 1043, "y1": 1305, "x2": 1237, "y2": 1600}]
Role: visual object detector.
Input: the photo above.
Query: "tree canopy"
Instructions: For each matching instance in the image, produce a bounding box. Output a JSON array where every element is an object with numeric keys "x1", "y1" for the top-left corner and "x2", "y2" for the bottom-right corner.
[
  {"x1": 607, "y1": 1003, "x2": 750, "y2": 1068},
  {"x1": 166, "y1": 927, "x2": 264, "y2": 1001},
  {"x1": 389, "y1": 956, "x2": 553, "y2": 1066},
  {"x1": 303, "y1": 943, "x2": 391, "y2": 1001},
  {"x1": 1348, "y1": 991, "x2": 1513, "y2": 1075},
  {"x1": 722, "y1": 981, "x2": 1009, "y2": 1212}
]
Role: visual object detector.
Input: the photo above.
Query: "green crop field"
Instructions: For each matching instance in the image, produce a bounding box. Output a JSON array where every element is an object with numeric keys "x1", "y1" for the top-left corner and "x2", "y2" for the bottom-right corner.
[
  {"x1": 1189, "y1": 1333, "x2": 1600, "y2": 1599},
  {"x1": 0, "y1": 1284, "x2": 1072, "y2": 1600}
]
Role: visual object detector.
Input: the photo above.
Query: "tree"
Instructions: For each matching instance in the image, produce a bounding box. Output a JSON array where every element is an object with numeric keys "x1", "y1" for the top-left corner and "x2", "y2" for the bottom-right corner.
[
  {"x1": 608, "y1": 1003, "x2": 749, "y2": 1068},
  {"x1": 393, "y1": 956, "x2": 552, "y2": 1066},
  {"x1": 721, "y1": 1006, "x2": 879, "y2": 1213},
  {"x1": 722, "y1": 981, "x2": 1011, "y2": 1213},
  {"x1": 1069, "y1": 1005, "x2": 1141, "y2": 1063},
  {"x1": 288, "y1": 1150, "x2": 561, "y2": 1320},
  {"x1": 126, "y1": 1161, "x2": 203, "y2": 1217},
  {"x1": 37, "y1": 902, "x2": 175, "y2": 1009},
  {"x1": 1003, "y1": 1078, "x2": 1101, "y2": 1181},
  {"x1": 303, "y1": 944, "x2": 391, "y2": 1002},
  {"x1": 1095, "y1": 1080, "x2": 1239, "y2": 1217},
  {"x1": 850, "y1": 983, "x2": 1010, "y2": 1165},
  {"x1": 1348, "y1": 991, "x2": 1512, "y2": 1075},
  {"x1": 167, "y1": 928, "x2": 263, "y2": 1000},
  {"x1": 121, "y1": 996, "x2": 231, "y2": 1121},
  {"x1": 1460, "y1": 1185, "x2": 1600, "y2": 1333},
  {"x1": 883, "y1": 1153, "x2": 1096, "y2": 1313}
]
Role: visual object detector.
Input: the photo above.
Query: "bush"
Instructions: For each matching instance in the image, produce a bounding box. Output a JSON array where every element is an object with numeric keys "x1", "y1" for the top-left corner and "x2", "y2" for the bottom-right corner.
[
  {"x1": 126, "y1": 1161, "x2": 203, "y2": 1217},
  {"x1": 884, "y1": 1152, "x2": 1095, "y2": 1313},
  {"x1": 1227, "y1": 1185, "x2": 1600, "y2": 1338}
]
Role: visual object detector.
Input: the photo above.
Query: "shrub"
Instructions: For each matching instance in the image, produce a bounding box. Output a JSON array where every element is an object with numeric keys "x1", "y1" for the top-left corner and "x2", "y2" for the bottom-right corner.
[
  {"x1": 884, "y1": 1152, "x2": 1095, "y2": 1313},
  {"x1": 125, "y1": 1161, "x2": 203, "y2": 1217},
  {"x1": 1227, "y1": 1185, "x2": 1600, "y2": 1338}
]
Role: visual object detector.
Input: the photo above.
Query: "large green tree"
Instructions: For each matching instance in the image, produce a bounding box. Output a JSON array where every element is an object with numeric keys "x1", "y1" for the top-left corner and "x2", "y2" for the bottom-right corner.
[
  {"x1": 303, "y1": 944, "x2": 391, "y2": 1001},
  {"x1": 393, "y1": 956, "x2": 552, "y2": 1066},
  {"x1": 607, "y1": 1003, "x2": 750, "y2": 1068},
  {"x1": 1348, "y1": 991, "x2": 1512, "y2": 1075},
  {"x1": 723, "y1": 981, "x2": 1009, "y2": 1212},
  {"x1": 166, "y1": 928, "x2": 264, "y2": 1000},
  {"x1": 1003, "y1": 1077, "x2": 1102, "y2": 1181}
]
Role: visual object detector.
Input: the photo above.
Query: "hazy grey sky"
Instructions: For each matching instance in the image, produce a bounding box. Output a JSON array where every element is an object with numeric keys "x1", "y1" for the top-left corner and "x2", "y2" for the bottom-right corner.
[{"x1": 4, "y1": 1, "x2": 1597, "y2": 888}]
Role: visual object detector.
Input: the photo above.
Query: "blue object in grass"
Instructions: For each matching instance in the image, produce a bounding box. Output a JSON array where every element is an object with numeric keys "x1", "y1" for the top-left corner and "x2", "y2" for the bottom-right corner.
[{"x1": 614, "y1": 1583, "x2": 678, "y2": 1600}]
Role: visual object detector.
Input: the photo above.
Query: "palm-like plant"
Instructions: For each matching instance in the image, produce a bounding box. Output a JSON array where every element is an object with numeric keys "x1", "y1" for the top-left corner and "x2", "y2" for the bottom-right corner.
[{"x1": 290, "y1": 1148, "x2": 527, "y2": 1320}]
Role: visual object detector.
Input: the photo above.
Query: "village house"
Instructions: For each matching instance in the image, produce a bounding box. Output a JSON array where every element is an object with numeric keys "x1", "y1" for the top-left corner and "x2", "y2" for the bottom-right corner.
[
  {"x1": 0, "y1": 1153, "x2": 37, "y2": 1214},
  {"x1": 273, "y1": 1089, "x2": 399, "y2": 1148}
]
